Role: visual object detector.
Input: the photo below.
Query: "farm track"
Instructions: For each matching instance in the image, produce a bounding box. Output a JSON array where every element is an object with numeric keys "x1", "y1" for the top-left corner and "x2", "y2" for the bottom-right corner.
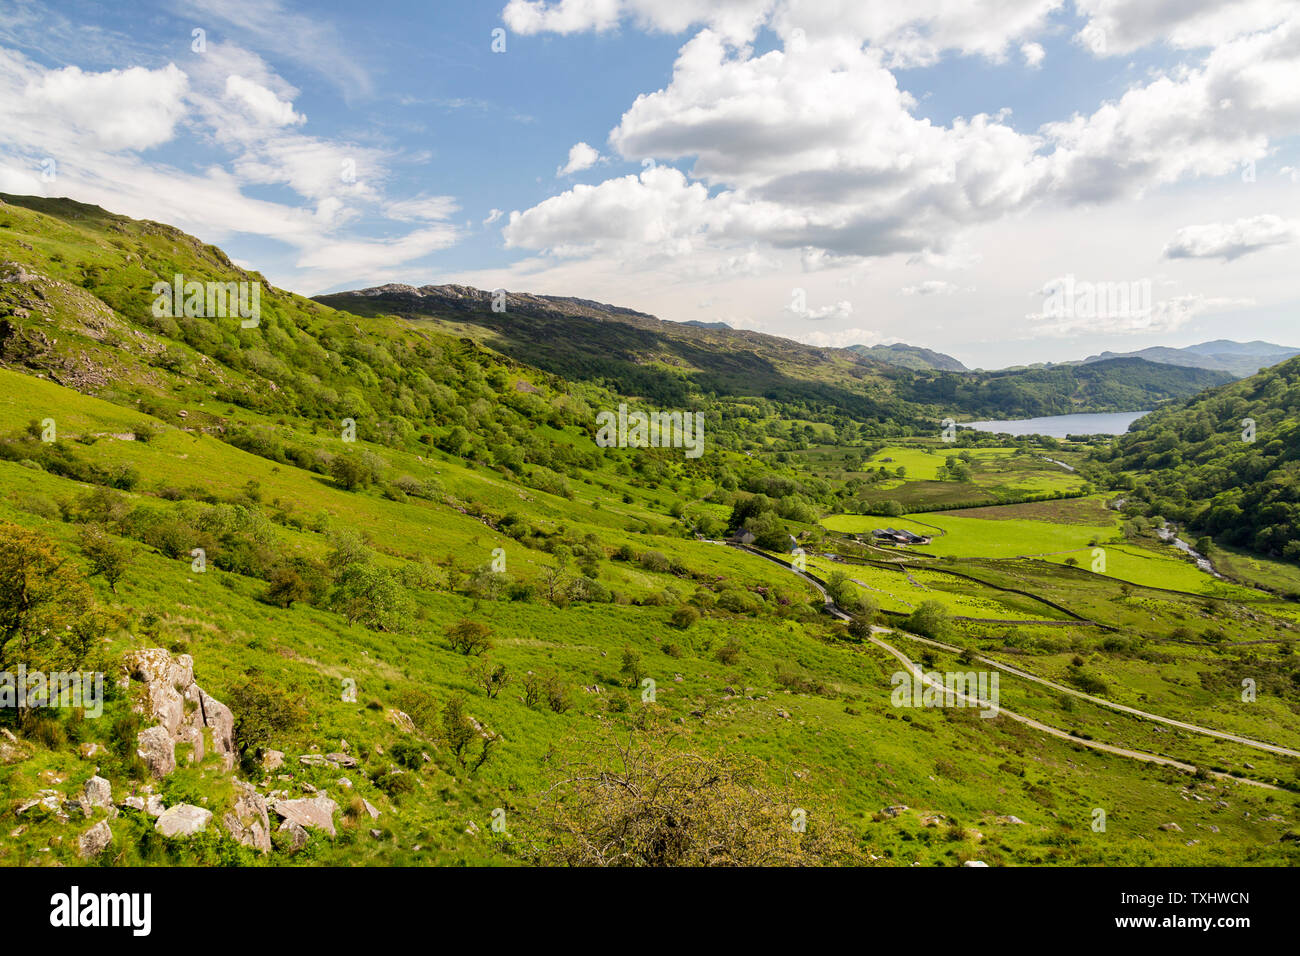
[{"x1": 724, "y1": 543, "x2": 1293, "y2": 790}]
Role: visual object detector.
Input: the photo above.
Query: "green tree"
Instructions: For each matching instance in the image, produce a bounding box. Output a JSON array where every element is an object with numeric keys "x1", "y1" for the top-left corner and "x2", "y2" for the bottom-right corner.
[{"x1": 79, "y1": 524, "x2": 132, "y2": 593}]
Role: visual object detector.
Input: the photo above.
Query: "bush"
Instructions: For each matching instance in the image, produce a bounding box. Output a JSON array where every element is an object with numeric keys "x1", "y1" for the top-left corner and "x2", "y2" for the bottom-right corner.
[{"x1": 669, "y1": 605, "x2": 699, "y2": 630}]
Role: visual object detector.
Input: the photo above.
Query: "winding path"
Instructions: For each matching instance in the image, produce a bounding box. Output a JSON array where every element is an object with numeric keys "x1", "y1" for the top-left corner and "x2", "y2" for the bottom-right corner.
[{"x1": 726, "y1": 543, "x2": 1291, "y2": 789}]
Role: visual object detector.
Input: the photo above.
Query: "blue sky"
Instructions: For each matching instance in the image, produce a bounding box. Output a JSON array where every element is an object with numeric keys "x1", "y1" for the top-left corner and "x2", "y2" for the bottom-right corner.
[{"x1": 2, "y1": 0, "x2": 1298, "y2": 368}]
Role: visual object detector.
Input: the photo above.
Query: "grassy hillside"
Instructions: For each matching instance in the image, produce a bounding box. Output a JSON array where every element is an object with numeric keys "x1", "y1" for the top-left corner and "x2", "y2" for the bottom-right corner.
[{"x1": 1099, "y1": 355, "x2": 1300, "y2": 567}]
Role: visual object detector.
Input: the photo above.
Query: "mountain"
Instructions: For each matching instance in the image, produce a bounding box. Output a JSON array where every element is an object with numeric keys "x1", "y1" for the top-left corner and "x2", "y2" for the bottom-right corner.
[
  {"x1": 845, "y1": 342, "x2": 968, "y2": 372},
  {"x1": 682, "y1": 319, "x2": 732, "y2": 330},
  {"x1": 1105, "y1": 354, "x2": 1300, "y2": 561},
  {"x1": 893, "y1": 357, "x2": 1235, "y2": 419},
  {"x1": 317, "y1": 282, "x2": 939, "y2": 428},
  {"x1": 1082, "y1": 340, "x2": 1300, "y2": 378}
]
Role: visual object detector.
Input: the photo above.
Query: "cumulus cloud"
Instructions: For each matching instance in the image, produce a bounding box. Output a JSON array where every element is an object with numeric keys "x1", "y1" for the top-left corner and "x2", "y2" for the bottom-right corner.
[
  {"x1": 483, "y1": 207, "x2": 504, "y2": 225},
  {"x1": 557, "y1": 141, "x2": 600, "y2": 176},
  {"x1": 12, "y1": 60, "x2": 189, "y2": 151},
  {"x1": 1163, "y1": 214, "x2": 1300, "y2": 261},
  {"x1": 1073, "y1": 0, "x2": 1294, "y2": 57},
  {"x1": 1021, "y1": 41, "x2": 1045, "y2": 67}
]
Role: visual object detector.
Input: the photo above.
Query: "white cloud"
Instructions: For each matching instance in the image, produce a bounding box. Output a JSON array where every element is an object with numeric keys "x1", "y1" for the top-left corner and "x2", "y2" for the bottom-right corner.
[
  {"x1": 800, "y1": 327, "x2": 886, "y2": 348},
  {"x1": 503, "y1": 0, "x2": 1064, "y2": 66},
  {"x1": 483, "y1": 207, "x2": 504, "y2": 225},
  {"x1": 557, "y1": 141, "x2": 601, "y2": 176},
  {"x1": 503, "y1": 0, "x2": 774, "y2": 42},
  {"x1": 224, "y1": 74, "x2": 305, "y2": 126},
  {"x1": 1163, "y1": 214, "x2": 1300, "y2": 261},
  {"x1": 1073, "y1": 0, "x2": 1294, "y2": 57},
  {"x1": 902, "y1": 280, "x2": 959, "y2": 296},
  {"x1": 787, "y1": 299, "x2": 854, "y2": 321},
  {"x1": 1021, "y1": 41, "x2": 1045, "y2": 67},
  {"x1": 383, "y1": 195, "x2": 460, "y2": 222},
  {"x1": 176, "y1": 0, "x2": 372, "y2": 95},
  {"x1": 1027, "y1": 292, "x2": 1255, "y2": 337},
  {"x1": 13, "y1": 60, "x2": 189, "y2": 151},
  {"x1": 0, "y1": 45, "x2": 463, "y2": 291}
]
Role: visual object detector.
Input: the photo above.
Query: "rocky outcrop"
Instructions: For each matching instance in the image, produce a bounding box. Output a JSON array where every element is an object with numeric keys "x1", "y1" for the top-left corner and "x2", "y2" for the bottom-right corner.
[
  {"x1": 271, "y1": 794, "x2": 338, "y2": 838},
  {"x1": 155, "y1": 804, "x2": 212, "y2": 838},
  {"x1": 223, "y1": 782, "x2": 272, "y2": 853},
  {"x1": 123, "y1": 648, "x2": 236, "y2": 778}
]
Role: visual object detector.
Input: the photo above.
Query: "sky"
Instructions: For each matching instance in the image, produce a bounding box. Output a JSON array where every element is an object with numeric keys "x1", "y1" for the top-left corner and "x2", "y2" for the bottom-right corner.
[{"x1": 1, "y1": 0, "x2": 1298, "y2": 369}]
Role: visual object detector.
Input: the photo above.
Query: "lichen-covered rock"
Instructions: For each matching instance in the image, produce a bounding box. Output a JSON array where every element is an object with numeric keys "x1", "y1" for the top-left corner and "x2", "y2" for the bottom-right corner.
[
  {"x1": 154, "y1": 804, "x2": 212, "y2": 838},
  {"x1": 278, "y1": 819, "x2": 309, "y2": 852},
  {"x1": 223, "y1": 782, "x2": 272, "y2": 853},
  {"x1": 272, "y1": 794, "x2": 338, "y2": 837},
  {"x1": 78, "y1": 820, "x2": 113, "y2": 859},
  {"x1": 123, "y1": 648, "x2": 236, "y2": 778},
  {"x1": 80, "y1": 775, "x2": 114, "y2": 817}
]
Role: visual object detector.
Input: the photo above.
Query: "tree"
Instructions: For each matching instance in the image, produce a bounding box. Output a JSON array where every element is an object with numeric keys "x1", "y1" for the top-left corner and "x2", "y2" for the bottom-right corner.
[
  {"x1": 333, "y1": 564, "x2": 411, "y2": 630},
  {"x1": 620, "y1": 645, "x2": 645, "y2": 687},
  {"x1": 469, "y1": 658, "x2": 511, "y2": 699},
  {"x1": 79, "y1": 525, "x2": 132, "y2": 593},
  {"x1": 0, "y1": 524, "x2": 100, "y2": 681},
  {"x1": 905, "y1": 600, "x2": 952, "y2": 641},
  {"x1": 226, "y1": 678, "x2": 307, "y2": 764},
  {"x1": 265, "y1": 565, "x2": 310, "y2": 608},
  {"x1": 445, "y1": 619, "x2": 493, "y2": 655},
  {"x1": 441, "y1": 694, "x2": 477, "y2": 764},
  {"x1": 846, "y1": 604, "x2": 877, "y2": 641}
]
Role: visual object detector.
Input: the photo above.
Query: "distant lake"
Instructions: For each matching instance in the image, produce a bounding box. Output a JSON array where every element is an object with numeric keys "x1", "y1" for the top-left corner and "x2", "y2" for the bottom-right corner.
[{"x1": 963, "y1": 410, "x2": 1150, "y2": 438}]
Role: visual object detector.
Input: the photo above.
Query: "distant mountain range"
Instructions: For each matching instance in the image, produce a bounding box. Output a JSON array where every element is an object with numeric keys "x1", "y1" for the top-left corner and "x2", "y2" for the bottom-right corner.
[
  {"x1": 843, "y1": 338, "x2": 1297, "y2": 378},
  {"x1": 845, "y1": 343, "x2": 968, "y2": 372},
  {"x1": 1080, "y1": 340, "x2": 1300, "y2": 378}
]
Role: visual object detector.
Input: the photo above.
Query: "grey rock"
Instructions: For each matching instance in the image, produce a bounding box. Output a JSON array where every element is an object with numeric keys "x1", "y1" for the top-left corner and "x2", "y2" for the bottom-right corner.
[
  {"x1": 278, "y1": 819, "x2": 309, "y2": 851},
  {"x1": 78, "y1": 821, "x2": 113, "y2": 859},
  {"x1": 272, "y1": 794, "x2": 338, "y2": 837},
  {"x1": 223, "y1": 782, "x2": 272, "y2": 853},
  {"x1": 155, "y1": 804, "x2": 212, "y2": 837}
]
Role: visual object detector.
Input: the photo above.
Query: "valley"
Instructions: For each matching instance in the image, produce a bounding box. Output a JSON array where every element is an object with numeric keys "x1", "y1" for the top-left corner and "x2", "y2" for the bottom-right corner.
[{"x1": 0, "y1": 195, "x2": 1297, "y2": 869}]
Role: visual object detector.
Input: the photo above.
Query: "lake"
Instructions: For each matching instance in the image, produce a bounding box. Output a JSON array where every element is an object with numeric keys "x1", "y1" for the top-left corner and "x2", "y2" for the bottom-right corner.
[{"x1": 963, "y1": 410, "x2": 1150, "y2": 438}]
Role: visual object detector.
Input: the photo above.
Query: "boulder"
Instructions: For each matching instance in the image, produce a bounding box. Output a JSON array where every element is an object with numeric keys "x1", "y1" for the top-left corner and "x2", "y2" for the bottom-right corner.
[
  {"x1": 81, "y1": 776, "x2": 114, "y2": 817},
  {"x1": 278, "y1": 819, "x2": 310, "y2": 851},
  {"x1": 272, "y1": 794, "x2": 338, "y2": 837},
  {"x1": 1159, "y1": 822, "x2": 1183, "y2": 833},
  {"x1": 326, "y1": 753, "x2": 357, "y2": 768},
  {"x1": 78, "y1": 821, "x2": 113, "y2": 859},
  {"x1": 361, "y1": 799, "x2": 380, "y2": 820},
  {"x1": 154, "y1": 804, "x2": 212, "y2": 838},
  {"x1": 223, "y1": 782, "x2": 272, "y2": 853},
  {"x1": 962, "y1": 860, "x2": 989, "y2": 867},
  {"x1": 261, "y1": 749, "x2": 285, "y2": 771}
]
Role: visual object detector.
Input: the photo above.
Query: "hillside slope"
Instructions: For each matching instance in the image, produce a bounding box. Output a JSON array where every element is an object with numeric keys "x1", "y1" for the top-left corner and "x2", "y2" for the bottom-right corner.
[{"x1": 1102, "y1": 355, "x2": 1300, "y2": 560}]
